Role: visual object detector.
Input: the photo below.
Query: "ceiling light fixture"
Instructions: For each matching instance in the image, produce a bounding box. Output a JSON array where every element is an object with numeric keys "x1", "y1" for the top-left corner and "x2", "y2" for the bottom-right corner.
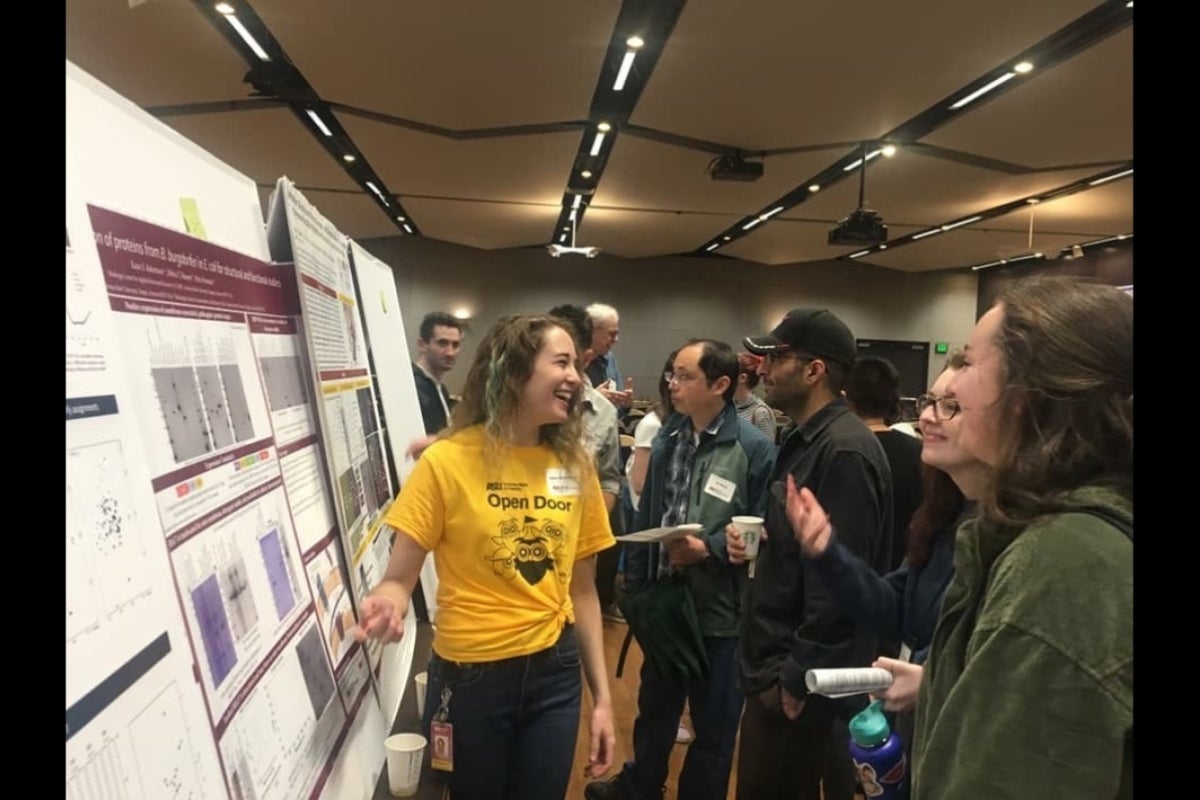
[
  {"x1": 941, "y1": 215, "x2": 982, "y2": 231},
  {"x1": 342, "y1": 154, "x2": 356, "y2": 163},
  {"x1": 949, "y1": 72, "x2": 1016, "y2": 109},
  {"x1": 590, "y1": 124, "x2": 609, "y2": 156},
  {"x1": 848, "y1": 250, "x2": 870, "y2": 259},
  {"x1": 215, "y1": 2, "x2": 234, "y2": 14},
  {"x1": 221, "y1": 12, "x2": 270, "y2": 61},
  {"x1": 1014, "y1": 61, "x2": 1034, "y2": 73},
  {"x1": 1089, "y1": 168, "x2": 1134, "y2": 186},
  {"x1": 452, "y1": 308, "x2": 472, "y2": 320},
  {"x1": 760, "y1": 206, "x2": 785, "y2": 220},
  {"x1": 546, "y1": 212, "x2": 600, "y2": 258},
  {"x1": 843, "y1": 148, "x2": 885, "y2": 172},
  {"x1": 572, "y1": 194, "x2": 583, "y2": 209},
  {"x1": 706, "y1": 243, "x2": 720, "y2": 252},
  {"x1": 808, "y1": 184, "x2": 820, "y2": 193},
  {"x1": 581, "y1": 170, "x2": 593, "y2": 179},
  {"x1": 1026, "y1": 197, "x2": 1041, "y2": 204},
  {"x1": 912, "y1": 228, "x2": 942, "y2": 240},
  {"x1": 403, "y1": 224, "x2": 414, "y2": 234},
  {"x1": 614, "y1": 38, "x2": 645, "y2": 91},
  {"x1": 396, "y1": 216, "x2": 405, "y2": 222},
  {"x1": 305, "y1": 109, "x2": 332, "y2": 137},
  {"x1": 742, "y1": 218, "x2": 764, "y2": 231}
]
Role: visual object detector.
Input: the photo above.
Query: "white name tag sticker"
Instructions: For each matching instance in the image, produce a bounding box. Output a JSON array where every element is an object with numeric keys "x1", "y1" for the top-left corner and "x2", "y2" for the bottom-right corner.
[
  {"x1": 546, "y1": 469, "x2": 580, "y2": 496},
  {"x1": 703, "y1": 473, "x2": 737, "y2": 503}
]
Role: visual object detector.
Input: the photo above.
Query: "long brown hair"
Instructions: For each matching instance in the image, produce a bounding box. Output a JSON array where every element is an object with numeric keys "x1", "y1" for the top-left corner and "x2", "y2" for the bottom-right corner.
[
  {"x1": 982, "y1": 277, "x2": 1133, "y2": 531},
  {"x1": 906, "y1": 350, "x2": 968, "y2": 566},
  {"x1": 446, "y1": 314, "x2": 591, "y2": 474}
]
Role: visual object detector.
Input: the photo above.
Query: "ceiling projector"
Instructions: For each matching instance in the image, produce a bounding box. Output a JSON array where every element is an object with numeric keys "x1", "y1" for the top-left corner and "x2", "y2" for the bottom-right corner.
[
  {"x1": 708, "y1": 155, "x2": 764, "y2": 182},
  {"x1": 546, "y1": 244, "x2": 601, "y2": 258},
  {"x1": 828, "y1": 208, "x2": 888, "y2": 246}
]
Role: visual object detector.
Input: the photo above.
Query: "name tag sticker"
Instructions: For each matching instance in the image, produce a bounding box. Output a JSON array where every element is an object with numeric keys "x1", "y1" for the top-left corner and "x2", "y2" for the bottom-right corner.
[
  {"x1": 704, "y1": 473, "x2": 737, "y2": 503},
  {"x1": 546, "y1": 469, "x2": 580, "y2": 496}
]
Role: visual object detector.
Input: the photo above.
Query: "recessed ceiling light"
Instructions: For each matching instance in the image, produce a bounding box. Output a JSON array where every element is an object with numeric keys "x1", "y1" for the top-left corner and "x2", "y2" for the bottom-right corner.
[
  {"x1": 1014, "y1": 61, "x2": 1034, "y2": 74},
  {"x1": 808, "y1": 184, "x2": 820, "y2": 192},
  {"x1": 403, "y1": 224, "x2": 414, "y2": 234},
  {"x1": 453, "y1": 308, "x2": 472, "y2": 320},
  {"x1": 1026, "y1": 198, "x2": 1040, "y2": 204},
  {"x1": 1126, "y1": 1, "x2": 1132, "y2": 7},
  {"x1": 723, "y1": 236, "x2": 731, "y2": 241},
  {"x1": 396, "y1": 216, "x2": 405, "y2": 222},
  {"x1": 881, "y1": 145, "x2": 897, "y2": 157},
  {"x1": 221, "y1": 10, "x2": 270, "y2": 61},
  {"x1": 581, "y1": 170, "x2": 593, "y2": 179},
  {"x1": 706, "y1": 243, "x2": 720, "y2": 252},
  {"x1": 879, "y1": 244, "x2": 888, "y2": 250},
  {"x1": 215, "y1": 2, "x2": 234, "y2": 13},
  {"x1": 597, "y1": 122, "x2": 612, "y2": 133},
  {"x1": 626, "y1": 35, "x2": 645, "y2": 49},
  {"x1": 342, "y1": 154, "x2": 355, "y2": 162},
  {"x1": 1089, "y1": 168, "x2": 1133, "y2": 186},
  {"x1": 306, "y1": 109, "x2": 332, "y2": 137},
  {"x1": 950, "y1": 72, "x2": 1016, "y2": 109}
]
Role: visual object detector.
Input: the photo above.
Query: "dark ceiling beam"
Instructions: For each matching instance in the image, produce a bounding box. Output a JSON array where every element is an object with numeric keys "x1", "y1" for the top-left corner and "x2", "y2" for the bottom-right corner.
[
  {"x1": 840, "y1": 162, "x2": 1132, "y2": 263},
  {"x1": 190, "y1": 0, "x2": 419, "y2": 236},
  {"x1": 548, "y1": 0, "x2": 688, "y2": 248},
  {"x1": 693, "y1": 0, "x2": 1134, "y2": 257}
]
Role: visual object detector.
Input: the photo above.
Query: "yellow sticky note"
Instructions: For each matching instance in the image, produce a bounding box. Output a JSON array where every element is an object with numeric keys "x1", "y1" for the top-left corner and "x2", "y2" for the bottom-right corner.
[{"x1": 180, "y1": 198, "x2": 208, "y2": 239}]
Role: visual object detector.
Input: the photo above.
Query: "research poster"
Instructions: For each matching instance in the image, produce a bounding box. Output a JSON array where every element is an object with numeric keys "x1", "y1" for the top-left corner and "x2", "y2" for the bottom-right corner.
[
  {"x1": 84, "y1": 205, "x2": 365, "y2": 799},
  {"x1": 67, "y1": 209, "x2": 227, "y2": 800}
]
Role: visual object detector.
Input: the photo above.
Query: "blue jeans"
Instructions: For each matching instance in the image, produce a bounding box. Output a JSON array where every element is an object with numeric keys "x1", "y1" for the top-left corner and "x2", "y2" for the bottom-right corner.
[
  {"x1": 422, "y1": 625, "x2": 582, "y2": 800},
  {"x1": 619, "y1": 636, "x2": 744, "y2": 800}
]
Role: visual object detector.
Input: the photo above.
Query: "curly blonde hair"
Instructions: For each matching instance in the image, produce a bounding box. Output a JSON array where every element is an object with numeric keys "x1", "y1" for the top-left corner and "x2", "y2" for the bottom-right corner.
[{"x1": 446, "y1": 314, "x2": 591, "y2": 475}]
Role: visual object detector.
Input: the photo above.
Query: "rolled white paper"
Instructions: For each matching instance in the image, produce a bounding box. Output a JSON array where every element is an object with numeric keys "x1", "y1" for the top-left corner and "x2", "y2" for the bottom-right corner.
[{"x1": 804, "y1": 667, "x2": 894, "y2": 698}]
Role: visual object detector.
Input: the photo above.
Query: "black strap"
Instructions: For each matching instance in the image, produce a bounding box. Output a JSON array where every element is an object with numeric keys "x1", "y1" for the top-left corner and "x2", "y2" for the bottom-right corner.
[{"x1": 615, "y1": 626, "x2": 636, "y2": 679}]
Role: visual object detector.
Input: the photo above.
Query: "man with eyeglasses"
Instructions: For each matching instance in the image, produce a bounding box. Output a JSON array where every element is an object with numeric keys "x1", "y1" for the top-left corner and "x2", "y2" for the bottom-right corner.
[
  {"x1": 586, "y1": 339, "x2": 775, "y2": 800},
  {"x1": 729, "y1": 308, "x2": 894, "y2": 800}
]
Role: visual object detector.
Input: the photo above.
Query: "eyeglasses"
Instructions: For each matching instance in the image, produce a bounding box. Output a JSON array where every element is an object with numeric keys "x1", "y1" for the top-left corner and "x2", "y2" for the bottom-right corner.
[
  {"x1": 917, "y1": 393, "x2": 962, "y2": 420},
  {"x1": 664, "y1": 372, "x2": 701, "y2": 385}
]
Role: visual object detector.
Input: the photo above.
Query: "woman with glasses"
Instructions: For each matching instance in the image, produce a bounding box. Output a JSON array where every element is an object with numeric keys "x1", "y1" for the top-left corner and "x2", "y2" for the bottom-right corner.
[{"x1": 781, "y1": 352, "x2": 988, "y2": 727}]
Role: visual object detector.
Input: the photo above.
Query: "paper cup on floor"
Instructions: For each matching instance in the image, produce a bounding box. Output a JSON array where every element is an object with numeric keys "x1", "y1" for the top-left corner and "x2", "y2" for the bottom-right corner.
[
  {"x1": 731, "y1": 516, "x2": 764, "y2": 560},
  {"x1": 413, "y1": 671, "x2": 428, "y2": 719},
  {"x1": 385, "y1": 733, "x2": 426, "y2": 797}
]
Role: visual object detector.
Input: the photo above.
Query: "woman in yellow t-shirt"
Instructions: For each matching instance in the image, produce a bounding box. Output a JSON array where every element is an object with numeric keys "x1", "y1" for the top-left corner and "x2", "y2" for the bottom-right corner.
[{"x1": 354, "y1": 313, "x2": 617, "y2": 800}]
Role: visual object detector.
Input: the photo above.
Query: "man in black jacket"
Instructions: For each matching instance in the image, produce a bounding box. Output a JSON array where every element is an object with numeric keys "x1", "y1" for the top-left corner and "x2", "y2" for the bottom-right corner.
[
  {"x1": 412, "y1": 311, "x2": 463, "y2": 435},
  {"x1": 729, "y1": 308, "x2": 893, "y2": 800}
]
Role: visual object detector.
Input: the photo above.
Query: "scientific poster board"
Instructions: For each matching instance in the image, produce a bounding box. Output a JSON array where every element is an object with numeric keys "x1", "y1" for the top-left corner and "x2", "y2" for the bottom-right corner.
[
  {"x1": 348, "y1": 241, "x2": 441, "y2": 624},
  {"x1": 265, "y1": 178, "x2": 418, "y2": 726},
  {"x1": 67, "y1": 60, "x2": 386, "y2": 799}
]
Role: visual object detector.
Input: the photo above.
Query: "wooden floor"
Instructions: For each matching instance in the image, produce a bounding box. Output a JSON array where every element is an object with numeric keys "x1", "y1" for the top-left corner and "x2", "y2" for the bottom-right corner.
[{"x1": 566, "y1": 619, "x2": 739, "y2": 800}]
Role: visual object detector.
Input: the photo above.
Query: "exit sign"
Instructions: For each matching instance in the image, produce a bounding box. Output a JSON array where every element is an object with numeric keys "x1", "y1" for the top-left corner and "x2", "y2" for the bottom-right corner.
[{"x1": 935, "y1": 342, "x2": 949, "y2": 354}]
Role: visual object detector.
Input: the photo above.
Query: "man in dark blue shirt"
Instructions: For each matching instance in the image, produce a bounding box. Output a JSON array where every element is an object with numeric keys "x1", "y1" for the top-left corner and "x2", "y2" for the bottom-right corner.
[{"x1": 412, "y1": 311, "x2": 463, "y2": 435}]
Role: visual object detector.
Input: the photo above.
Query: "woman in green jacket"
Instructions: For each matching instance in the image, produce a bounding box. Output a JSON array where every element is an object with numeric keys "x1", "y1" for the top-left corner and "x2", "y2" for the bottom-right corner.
[{"x1": 899, "y1": 276, "x2": 1132, "y2": 798}]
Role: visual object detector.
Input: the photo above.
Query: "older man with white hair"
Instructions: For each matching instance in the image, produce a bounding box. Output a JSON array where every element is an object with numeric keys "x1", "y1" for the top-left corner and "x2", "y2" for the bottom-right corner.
[{"x1": 586, "y1": 302, "x2": 633, "y2": 410}]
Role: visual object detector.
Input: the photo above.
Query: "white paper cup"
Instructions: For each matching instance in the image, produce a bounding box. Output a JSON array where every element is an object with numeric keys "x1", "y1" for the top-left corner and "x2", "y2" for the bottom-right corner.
[
  {"x1": 731, "y1": 516, "x2": 764, "y2": 560},
  {"x1": 413, "y1": 671, "x2": 428, "y2": 719},
  {"x1": 385, "y1": 733, "x2": 427, "y2": 797}
]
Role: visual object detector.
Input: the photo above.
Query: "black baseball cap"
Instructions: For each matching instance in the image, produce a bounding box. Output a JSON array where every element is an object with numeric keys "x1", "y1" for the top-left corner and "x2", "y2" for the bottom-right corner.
[{"x1": 743, "y1": 308, "x2": 857, "y2": 367}]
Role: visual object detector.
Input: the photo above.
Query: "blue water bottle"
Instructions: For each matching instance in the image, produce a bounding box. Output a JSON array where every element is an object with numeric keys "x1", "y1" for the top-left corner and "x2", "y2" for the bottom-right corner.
[{"x1": 848, "y1": 699, "x2": 908, "y2": 800}]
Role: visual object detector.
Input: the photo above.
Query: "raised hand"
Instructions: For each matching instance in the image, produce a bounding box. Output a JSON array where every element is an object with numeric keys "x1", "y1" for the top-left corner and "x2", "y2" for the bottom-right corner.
[
  {"x1": 785, "y1": 475, "x2": 833, "y2": 557},
  {"x1": 352, "y1": 594, "x2": 407, "y2": 644}
]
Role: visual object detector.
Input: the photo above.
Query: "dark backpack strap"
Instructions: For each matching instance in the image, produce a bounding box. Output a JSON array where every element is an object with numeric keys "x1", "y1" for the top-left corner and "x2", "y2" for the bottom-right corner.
[{"x1": 615, "y1": 626, "x2": 636, "y2": 679}]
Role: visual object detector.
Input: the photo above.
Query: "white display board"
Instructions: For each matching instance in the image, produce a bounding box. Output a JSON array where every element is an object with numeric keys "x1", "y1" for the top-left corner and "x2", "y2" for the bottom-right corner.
[{"x1": 67, "y1": 60, "x2": 385, "y2": 800}]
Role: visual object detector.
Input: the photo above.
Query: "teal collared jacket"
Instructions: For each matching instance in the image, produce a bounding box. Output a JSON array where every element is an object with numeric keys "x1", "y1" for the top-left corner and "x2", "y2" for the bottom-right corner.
[
  {"x1": 912, "y1": 486, "x2": 1133, "y2": 799},
  {"x1": 635, "y1": 403, "x2": 776, "y2": 637}
]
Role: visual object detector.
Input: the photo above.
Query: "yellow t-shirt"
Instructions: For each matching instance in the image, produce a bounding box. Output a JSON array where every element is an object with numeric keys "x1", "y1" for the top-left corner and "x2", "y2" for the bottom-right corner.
[{"x1": 384, "y1": 425, "x2": 615, "y2": 662}]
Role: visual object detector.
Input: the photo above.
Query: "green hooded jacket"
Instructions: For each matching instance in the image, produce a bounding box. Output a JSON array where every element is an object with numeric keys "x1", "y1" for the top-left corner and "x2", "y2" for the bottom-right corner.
[{"x1": 911, "y1": 486, "x2": 1132, "y2": 799}]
